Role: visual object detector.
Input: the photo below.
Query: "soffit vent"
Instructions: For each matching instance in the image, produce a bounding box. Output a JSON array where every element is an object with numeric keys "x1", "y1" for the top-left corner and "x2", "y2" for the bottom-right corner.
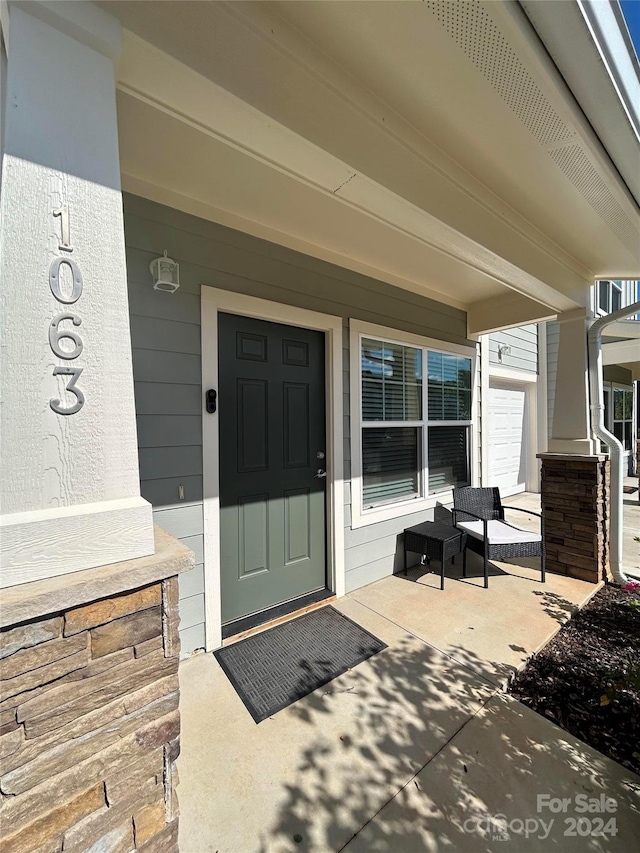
[
  {"x1": 424, "y1": 0, "x2": 573, "y2": 146},
  {"x1": 548, "y1": 144, "x2": 638, "y2": 254},
  {"x1": 424, "y1": 1, "x2": 638, "y2": 257}
]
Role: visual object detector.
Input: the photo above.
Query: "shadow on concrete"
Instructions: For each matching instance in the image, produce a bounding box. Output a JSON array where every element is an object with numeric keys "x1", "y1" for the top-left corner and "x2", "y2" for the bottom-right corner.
[
  {"x1": 531, "y1": 589, "x2": 580, "y2": 624},
  {"x1": 251, "y1": 633, "x2": 639, "y2": 852},
  {"x1": 254, "y1": 637, "x2": 497, "y2": 852}
]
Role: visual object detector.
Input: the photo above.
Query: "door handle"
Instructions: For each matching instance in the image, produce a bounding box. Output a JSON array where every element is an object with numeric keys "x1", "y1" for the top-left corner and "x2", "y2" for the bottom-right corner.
[{"x1": 315, "y1": 469, "x2": 327, "y2": 479}]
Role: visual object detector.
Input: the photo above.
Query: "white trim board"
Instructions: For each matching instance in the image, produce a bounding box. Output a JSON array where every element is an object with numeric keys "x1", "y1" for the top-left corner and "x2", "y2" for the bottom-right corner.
[
  {"x1": 200, "y1": 288, "x2": 344, "y2": 651},
  {"x1": 487, "y1": 364, "x2": 538, "y2": 384},
  {"x1": 349, "y1": 318, "x2": 479, "y2": 529},
  {"x1": 1, "y1": 497, "x2": 154, "y2": 587},
  {"x1": 483, "y1": 369, "x2": 540, "y2": 494}
]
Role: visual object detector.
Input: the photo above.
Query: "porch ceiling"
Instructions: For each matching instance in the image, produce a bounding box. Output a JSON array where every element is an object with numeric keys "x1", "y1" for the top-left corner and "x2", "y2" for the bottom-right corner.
[
  {"x1": 106, "y1": 0, "x2": 640, "y2": 330},
  {"x1": 602, "y1": 327, "x2": 640, "y2": 379}
]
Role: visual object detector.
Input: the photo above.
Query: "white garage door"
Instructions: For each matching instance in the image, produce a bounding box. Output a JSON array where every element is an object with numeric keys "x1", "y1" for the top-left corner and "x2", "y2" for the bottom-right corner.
[{"x1": 488, "y1": 380, "x2": 527, "y2": 496}]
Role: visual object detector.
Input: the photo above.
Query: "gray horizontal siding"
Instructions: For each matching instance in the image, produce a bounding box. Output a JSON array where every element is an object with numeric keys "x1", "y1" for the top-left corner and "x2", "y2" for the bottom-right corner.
[
  {"x1": 152, "y1": 503, "x2": 203, "y2": 539},
  {"x1": 179, "y1": 563, "x2": 204, "y2": 599},
  {"x1": 178, "y1": 624, "x2": 205, "y2": 659},
  {"x1": 134, "y1": 382, "x2": 201, "y2": 416},
  {"x1": 125, "y1": 192, "x2": 471, "y2": 646},
  {"x1": 179, "y1": 593, "x2": 205, "y2": 632},
  {"x1": 137, "y1": 415, "x2": 202, "y2": 448},
  {"x1": 151, "y1": 504, "x2": 204, "y2": 656},
  {"x1": 130, "y1": 315, "x2": 201, "y2": 355},
  {"x1": 142, "y1": 476, "x2": 203, "y2": 508},
  {"x1": 489, "y1": 324, "x2": 538, "y2": 373}
]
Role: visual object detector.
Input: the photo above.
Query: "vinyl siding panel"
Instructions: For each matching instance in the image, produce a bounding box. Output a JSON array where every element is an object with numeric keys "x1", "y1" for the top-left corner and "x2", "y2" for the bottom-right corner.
[
  {"x1": 489, "y1": 324, "x2": 538, "y2": 373},
  {"x1": 179, "y1": 593, "x2": 206, "y2": 631},
  {"x1": 178, "y1": 624, "x2": 206, "y2": 659},
  {"x1": 152, "y1": 503, "x2": 203, "y2": 539},
  {"x1": 136, "y1": 415, "x2": 202, "y2": 448},
  {"x1": 180, "y1": 565, "x2": 205, "y2": 601},
  {"x1": 134, "y1": 382, "x2": 201, "y2": 416},
  {"x1": 142, "y1": 476, "x2": 203, "y2": 508},
  {"x1": 124, "y1": 192, "x2": 472, "y2": 649}
]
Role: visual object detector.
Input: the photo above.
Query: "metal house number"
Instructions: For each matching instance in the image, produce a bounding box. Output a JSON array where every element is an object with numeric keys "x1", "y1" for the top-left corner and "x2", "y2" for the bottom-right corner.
[{"x1": 49, "y1": 205, "x2": 85, "y2": 415}]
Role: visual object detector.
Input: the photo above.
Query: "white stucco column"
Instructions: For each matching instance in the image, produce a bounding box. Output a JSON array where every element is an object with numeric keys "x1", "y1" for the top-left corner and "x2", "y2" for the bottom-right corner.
[
  {"x1": 0, "y1": 1, "x2": 154, "y2": 586},
  {"x1": 549, "y1": 309, "x2": 595, "y2": 455}
]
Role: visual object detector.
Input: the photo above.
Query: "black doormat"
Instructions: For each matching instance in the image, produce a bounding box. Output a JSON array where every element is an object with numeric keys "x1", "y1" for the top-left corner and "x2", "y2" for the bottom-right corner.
[
  {"x1": 214, "y1": 606, "x2": 387, "y2": 723},
  {"x1": 623, "y1": 485, "x2": 638, "y2": 495}
]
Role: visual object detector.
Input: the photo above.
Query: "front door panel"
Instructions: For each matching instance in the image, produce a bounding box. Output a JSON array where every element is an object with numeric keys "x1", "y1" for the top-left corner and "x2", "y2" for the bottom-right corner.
[{"x1": 218, "y1": 313, "x2": 326, "y2": 624}]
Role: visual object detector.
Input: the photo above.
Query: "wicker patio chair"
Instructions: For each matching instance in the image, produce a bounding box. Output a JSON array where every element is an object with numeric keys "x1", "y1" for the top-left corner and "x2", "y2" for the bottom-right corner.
[{"x1": 452, "y1": 487, "x2": 545, "y2": 588}]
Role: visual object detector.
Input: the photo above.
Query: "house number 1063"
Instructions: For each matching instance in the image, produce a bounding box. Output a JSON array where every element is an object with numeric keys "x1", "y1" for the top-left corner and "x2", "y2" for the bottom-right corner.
[{"x1": 49, "y1": 205, "x2": 85, "y2": 415}]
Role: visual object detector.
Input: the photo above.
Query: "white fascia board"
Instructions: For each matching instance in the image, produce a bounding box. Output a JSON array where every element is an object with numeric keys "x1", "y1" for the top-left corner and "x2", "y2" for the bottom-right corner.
[
  {"x1": 520, "y1": 0, "x2": 640, "y2": 205},
  {"x1": 577, "y1": 0, "x2": 640, "y2": 143}
]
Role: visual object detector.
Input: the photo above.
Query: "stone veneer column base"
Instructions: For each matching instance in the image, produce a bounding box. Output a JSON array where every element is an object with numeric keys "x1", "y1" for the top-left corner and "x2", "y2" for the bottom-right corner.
[
  {"x1": 0, "y1": 527, "x2": 193, "y2": 853},
  {"x1": 538, "y1": 453, "x2": 610, "y2": 584}
]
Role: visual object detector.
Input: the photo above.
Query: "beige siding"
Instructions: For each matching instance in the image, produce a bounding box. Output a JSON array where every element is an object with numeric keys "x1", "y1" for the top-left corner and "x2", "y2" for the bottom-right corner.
[{"x1": 489, "y1": 324, "x2": 538, "y2": 372}]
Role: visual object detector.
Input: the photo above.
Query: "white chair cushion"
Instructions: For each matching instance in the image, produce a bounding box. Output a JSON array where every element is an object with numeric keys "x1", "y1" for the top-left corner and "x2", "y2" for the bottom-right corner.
[{"x1": 457, "y1": 520, "x2": 541, "y2": 546}]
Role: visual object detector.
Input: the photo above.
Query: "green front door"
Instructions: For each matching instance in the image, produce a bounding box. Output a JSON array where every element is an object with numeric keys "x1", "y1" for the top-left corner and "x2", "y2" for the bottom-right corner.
[{"x1": 218, "y1": 313, "x2": 327, "y2": 624}]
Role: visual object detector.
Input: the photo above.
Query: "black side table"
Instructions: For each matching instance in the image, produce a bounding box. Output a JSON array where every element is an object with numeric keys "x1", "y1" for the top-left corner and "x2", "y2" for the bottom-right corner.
[{"x1": 403, "y1": 521, "x2": 467, "y2": 590}]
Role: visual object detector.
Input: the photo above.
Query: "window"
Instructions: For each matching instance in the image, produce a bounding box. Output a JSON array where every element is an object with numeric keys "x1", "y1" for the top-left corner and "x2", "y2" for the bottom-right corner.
[
  {"x1": 597, "y1": 280, "x2": 622, "y2": 314},
  {"x1": 613, "y1": 387, "x2": 634, "y2": 451},
  {"x1": 354, "y1": 323, "x2": 474, "y2": 524}
]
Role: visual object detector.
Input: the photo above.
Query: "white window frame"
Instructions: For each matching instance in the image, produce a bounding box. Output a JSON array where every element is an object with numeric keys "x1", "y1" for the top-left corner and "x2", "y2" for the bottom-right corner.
[
  {"x1": 350, "y1": 319, "x2": 478, "y2": 529},
  {"x1": 597, "y1": 279, "x2": 623, "y2": 315},
  {"x1": 611, "y1": 383, "x2": 635, "y2": 452}
]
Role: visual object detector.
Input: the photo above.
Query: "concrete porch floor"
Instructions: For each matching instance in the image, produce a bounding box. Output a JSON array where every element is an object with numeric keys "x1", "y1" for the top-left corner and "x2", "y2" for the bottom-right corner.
[{"x1": 177, "y1": 502, "x2": 640, "y2": 852}]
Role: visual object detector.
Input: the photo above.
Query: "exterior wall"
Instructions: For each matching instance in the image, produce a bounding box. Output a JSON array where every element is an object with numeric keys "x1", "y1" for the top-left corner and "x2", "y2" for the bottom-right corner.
[
  {"x1": 123, "y1": 193, "x2": 473, "y2": 651},
  {"x1": 488, "y1": 325, "x2": 538, "y2": 372}
]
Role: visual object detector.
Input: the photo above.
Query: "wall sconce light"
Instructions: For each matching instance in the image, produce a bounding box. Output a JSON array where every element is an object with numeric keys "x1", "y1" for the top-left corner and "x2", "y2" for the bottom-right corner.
[
  {"x1": 149, "y1": 251, "x2": 180, "y2": 293},
  {"x1": 497, "y1": 343, "x2": 511, "y2": 362}
]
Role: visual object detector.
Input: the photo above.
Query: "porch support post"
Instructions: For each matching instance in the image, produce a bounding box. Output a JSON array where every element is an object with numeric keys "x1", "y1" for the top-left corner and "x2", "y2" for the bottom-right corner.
[
  {"x1": 539, "y1": 309, "x2": 611, "y2": 583},
  {"x1": 548, "y1": 309, "x2": 595, "y2": 455},
  {"x1": 0, "y1": 1, "x2": 154, "y2": 587}
]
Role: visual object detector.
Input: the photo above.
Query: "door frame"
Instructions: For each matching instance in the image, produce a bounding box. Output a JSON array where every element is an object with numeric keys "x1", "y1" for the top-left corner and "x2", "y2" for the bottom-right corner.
[
  {"x1": 482, "y1": 363, "x2": 539, "y2": 494},
  {"x1": 201, "y1": 287, "x2": 345, "y2": 651}
]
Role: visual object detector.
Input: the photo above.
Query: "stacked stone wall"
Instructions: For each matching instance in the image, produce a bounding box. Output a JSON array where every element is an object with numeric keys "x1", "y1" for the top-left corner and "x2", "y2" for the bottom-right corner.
[
  {"x1": 0, "y1": 577, "x2": 181, "y2": 853},
  {"x1": 539, "y1": 454, "x2": 610, "y2": 584}
]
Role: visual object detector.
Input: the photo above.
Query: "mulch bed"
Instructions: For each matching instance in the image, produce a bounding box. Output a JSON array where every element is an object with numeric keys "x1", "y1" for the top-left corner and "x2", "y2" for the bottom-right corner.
[{"x1": 509, "y1": 583, "x2": 640, "y2": 775}]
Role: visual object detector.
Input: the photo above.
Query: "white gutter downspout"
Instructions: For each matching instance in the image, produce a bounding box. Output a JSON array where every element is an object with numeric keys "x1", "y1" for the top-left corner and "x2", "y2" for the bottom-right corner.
[{"x1": 587, "y1": 300, "x2": 640, "y2": 585}]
